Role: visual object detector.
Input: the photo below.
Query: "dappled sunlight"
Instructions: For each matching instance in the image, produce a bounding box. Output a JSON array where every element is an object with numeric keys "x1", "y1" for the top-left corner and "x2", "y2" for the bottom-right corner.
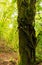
[
  {"x1": 11, "y1": 11, "x2": 18, "y2": 18},
  {"x1": 0, "y1": 7, "x2": 2, "y2": 12},
  {"x1": 9, "y1": 23, "x2": 13, "y2": 29},
  {"x1": 39, "y1": 2, "x2": 42, "y2": 7},
  {"x1": 9, "y1": 0, "x2": 12, "y2": 3},
  {"x1": 0, "y1": 0, "x2": 5, "y2": 2}
]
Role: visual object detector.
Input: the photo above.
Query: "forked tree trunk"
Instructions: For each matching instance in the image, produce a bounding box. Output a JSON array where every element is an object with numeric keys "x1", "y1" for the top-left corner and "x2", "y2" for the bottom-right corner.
[{"x1": 17, "y1": 0, "x2": 37, "y2": 65}]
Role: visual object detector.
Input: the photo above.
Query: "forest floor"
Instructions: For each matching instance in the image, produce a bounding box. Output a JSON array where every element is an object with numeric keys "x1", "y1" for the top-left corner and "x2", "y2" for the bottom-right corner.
[
  {"x1": 0, "y1": 46, "x2": 42, "y2": 65},
  {"x1": 0, "y1": 52, "x2": 42, "y2": 65},
  {"x1": 0, "y1": 51, "x2": 18, "y2": 65}
]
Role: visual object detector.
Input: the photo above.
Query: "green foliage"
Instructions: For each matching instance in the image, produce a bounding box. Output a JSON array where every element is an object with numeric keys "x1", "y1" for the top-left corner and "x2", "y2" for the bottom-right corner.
[
  {"x1": 0, "y1": 0, "x2": 18, "y2": 51},
  {"x1": 35, "y1": 0, "x2": 42, "y2": 60},
  {"x1": 36, "y1": 32, "x2": 42, "y2": 60}
]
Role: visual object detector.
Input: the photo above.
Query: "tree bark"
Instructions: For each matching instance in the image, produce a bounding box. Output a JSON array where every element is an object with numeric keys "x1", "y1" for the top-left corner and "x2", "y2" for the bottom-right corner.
[{"x1": 17, "y1": 0, "x2": 37, "y2": 65}]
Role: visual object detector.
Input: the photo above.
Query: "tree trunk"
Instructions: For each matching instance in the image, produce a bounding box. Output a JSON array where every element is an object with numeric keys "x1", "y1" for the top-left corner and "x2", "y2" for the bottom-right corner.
[{"x1": 17, "y1": 0, "x2": 37, "y2": 65}]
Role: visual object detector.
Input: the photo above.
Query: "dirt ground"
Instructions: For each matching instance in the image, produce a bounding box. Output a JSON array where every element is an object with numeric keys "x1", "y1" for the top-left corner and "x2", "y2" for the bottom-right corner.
[
  {"x1": 0, "y1": 52, "x2": 18, "y2": 65},
  {"x1": 0, "y1": 52, "x2": 42, "y2": 65}
]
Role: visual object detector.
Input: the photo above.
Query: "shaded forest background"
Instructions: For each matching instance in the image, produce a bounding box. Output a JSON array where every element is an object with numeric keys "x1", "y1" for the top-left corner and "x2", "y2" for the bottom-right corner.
[{"x1": 0, "y1": 0, "x2": 42, "y2": 63}]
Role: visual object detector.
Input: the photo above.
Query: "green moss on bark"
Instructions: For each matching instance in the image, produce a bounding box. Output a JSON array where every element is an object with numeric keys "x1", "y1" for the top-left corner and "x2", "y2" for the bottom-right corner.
[{"x1": 17, "y1": 0, "x2": 36, "y2": 65}]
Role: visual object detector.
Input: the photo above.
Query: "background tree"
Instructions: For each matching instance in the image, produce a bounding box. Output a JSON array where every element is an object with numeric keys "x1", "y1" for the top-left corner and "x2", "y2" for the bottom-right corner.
[{"x1": 17, "y1": 0, "x2": 37, "y2": 65}]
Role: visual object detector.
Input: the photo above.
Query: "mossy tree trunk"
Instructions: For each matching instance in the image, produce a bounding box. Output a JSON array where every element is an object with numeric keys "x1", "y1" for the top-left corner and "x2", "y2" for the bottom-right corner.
[{"x1": 17, "y1": 0, "x2": 37, "y2": 65}]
